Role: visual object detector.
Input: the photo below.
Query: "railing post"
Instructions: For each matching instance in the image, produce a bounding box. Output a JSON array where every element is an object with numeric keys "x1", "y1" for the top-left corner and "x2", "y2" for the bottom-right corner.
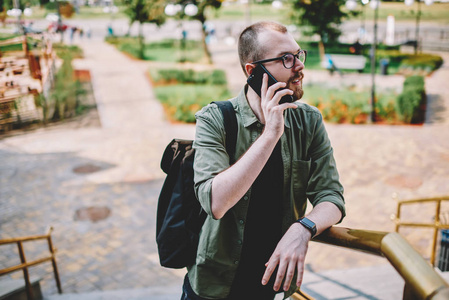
[
  {"x1": 47, "y1": 228, "x2": 62, "y2": 294},
  {"x1": 403, "y1": 283, "x2": 420, "y2": 300},
  {"x1": 431, "y1": 200, "x2": 442, "y2": 266},
  {"x1": 17, "y1": 241, "x2": 34, "y2": 300},
  {"x1": 393, "y1": 193, "x2": 401, "y2": 232}
]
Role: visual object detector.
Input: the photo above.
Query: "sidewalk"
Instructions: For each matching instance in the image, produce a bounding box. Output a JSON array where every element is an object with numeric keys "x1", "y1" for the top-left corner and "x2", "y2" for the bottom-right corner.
[{"x1": 1, "y1": 38, "x2": 449, "y2": 299}]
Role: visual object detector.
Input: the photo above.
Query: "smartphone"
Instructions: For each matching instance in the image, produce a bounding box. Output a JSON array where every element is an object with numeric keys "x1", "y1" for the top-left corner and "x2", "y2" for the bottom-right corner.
[{"x1": 247, "y1": 64, "x2": 294, "y2": 104}]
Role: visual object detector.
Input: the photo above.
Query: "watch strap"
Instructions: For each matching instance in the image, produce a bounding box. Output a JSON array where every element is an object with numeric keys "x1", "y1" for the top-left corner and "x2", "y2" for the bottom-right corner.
[{"x1": 297, "y1": 217, "x2": 317, "y2": 238}]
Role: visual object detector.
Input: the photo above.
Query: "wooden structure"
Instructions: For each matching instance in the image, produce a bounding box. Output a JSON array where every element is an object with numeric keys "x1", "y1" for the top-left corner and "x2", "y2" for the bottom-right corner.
[
  {"x1": 0, "y1": 33, "x2": 56, "y2": 131},
  {"x1": 0, "y1": 227, "x2": 62, "y2": 300},
  {"x1": 391, "y1": 195, "x2": 449, "y2": 267},
  {"x1": 293, "y1": 226, "x2": 449, "y2": 300}
]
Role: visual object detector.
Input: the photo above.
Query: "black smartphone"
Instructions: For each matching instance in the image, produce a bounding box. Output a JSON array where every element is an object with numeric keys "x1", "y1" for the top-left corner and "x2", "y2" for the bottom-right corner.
[{"x1": 247, "y1": 64, "x2": 294, "y2": 104}]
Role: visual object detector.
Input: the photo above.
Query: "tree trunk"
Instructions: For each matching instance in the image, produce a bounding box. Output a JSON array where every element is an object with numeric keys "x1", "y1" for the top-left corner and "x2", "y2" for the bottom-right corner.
[
  {"x1": 318, "y1": 38, "x2": 325, "y2": 60},
  {"x1": 201, "y1": 22, "x2": 213, "y2": 65},
  {"x1": 139, "y1": 22, "x2": 144, "y2": 59},
  {"x1": 126, "y1": 20, "x2": 133, "y2": 37}
]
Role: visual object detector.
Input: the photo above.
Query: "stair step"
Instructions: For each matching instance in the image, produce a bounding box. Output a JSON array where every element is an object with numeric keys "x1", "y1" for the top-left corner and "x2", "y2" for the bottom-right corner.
[
  {"x1": 0, "y1": 277, "x2": 43, "y2": 300},
  {"x1": 44, "y1": 285, "x2": 181, "y2": 300},
  {"x1": 301, "y1": 264, "x2": 449, "y2": 300},
  {"x1": 43, "y1": 265, "x2": 449, "y2": 300}
]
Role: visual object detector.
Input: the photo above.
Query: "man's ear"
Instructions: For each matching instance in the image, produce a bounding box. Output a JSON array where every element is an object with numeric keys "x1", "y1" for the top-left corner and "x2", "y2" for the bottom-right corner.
[{"x1": 245, "y1": 63, "x2": 256, "y2": 78}]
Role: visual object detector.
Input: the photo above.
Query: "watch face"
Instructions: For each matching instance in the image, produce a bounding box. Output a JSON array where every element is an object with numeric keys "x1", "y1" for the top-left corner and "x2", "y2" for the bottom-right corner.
[
  {"x1": 299, "y1": 217, "x2": 317, "y2": 237},
  {"x1": 301, "y1": 218, "x2": 315, "y2": 229}
]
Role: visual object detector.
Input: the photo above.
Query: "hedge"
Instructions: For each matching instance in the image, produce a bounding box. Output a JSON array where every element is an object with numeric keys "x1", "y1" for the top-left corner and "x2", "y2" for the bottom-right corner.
[{"x1": 396, "y1": 75, "x2": 426, "y2": 124}]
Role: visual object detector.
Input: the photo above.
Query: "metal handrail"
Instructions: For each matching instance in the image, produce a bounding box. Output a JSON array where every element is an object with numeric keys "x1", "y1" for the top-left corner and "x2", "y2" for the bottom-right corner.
[
  {"x1": 391, "y1": 195, "x2": 449, "y2": 266},
  {"x1": 0, "y1": 226, "x2": 62, "y2": 300},
  {"x1": 293, "y1": 227, "x2": 449, "y2": 300}
]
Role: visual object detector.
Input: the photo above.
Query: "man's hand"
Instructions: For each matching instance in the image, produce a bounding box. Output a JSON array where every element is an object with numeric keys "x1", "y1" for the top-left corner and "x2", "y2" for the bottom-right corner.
[
  {"x1": 260, "y1": 73, "x2": 296, "y2": 141},
  {"x1": 261, "y1": 223, "x2": 311, "y2": 292}
]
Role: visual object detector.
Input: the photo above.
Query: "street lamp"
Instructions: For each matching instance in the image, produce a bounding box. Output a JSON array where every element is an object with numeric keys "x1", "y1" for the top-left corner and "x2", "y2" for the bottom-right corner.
[
  {"x1": 346, "y1": 0, "x2": 378, "y2": 123},
  {"x1": 7, "y1": 4, "x2": 23, "y2": 34},
  {"x1": 405, "y1": 0, "x2": 433, "y2": 54},
  {"x1": 272, "y1": 1, "x2": 283, "y2": 9},
  {"x1": 369, "y1": 0, "x2": 380, "y2": 123},
  {"x1": 164, "y1": 3, "x2": 198, "y2": 62}
]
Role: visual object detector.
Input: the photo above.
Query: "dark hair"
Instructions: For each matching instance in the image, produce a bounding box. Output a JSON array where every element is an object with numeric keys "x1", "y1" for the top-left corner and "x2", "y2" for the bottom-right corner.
[{"x1": 238, "y1": 21, "x2": 288, "y2": 75}]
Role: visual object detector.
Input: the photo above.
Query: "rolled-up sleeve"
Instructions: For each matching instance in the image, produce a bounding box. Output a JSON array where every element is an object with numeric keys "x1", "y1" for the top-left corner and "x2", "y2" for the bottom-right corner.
[
  {"x1": 306, "y1": 112, "x2": 346, "y2": 222},
  {"x1": 193, "y1": 104, "x2": 231, "y2": 218}
]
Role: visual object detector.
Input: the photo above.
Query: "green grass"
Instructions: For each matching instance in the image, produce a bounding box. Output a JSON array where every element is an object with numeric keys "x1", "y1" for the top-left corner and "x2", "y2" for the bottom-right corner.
[
  {"x1": 154, "y1": 84, "x2": 232, "y2": 123},
  {"x1": 107, "y1": 37, "x2": 205, "y2": 63},
  {"x1": 142, "y1": 43, "x2": 204, "y2": 63},
  {"x1": 205, "y1": 2, "x2": 449, "y2": 24},
  {"x1": 356, "y1": 2, "x2": 449, "y2": 24},
  {"x1": 11, "y1": 2, "x2": 449, "y2": 24},
  {"x1": 206, "y1": 2, "x2": 291, "y2": 22},
  {"x1": 303, "y1": 84, "x2": 399, "y2": 124},
  {"x1": 21, "y1": 5, "x2": 128, "y2": 20}
]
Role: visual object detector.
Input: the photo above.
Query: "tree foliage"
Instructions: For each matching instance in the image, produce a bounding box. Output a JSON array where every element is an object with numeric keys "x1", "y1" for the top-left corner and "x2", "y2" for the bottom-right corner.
[
  {"x1": 123, "y1": 0, "x2": 166, "y2": 58},
  {"x1": 124, "y1": 0, "x2": 166, "y2": 26},
  {"x1": 290, "y1": 0, "x2": 355, "y2": 43}
]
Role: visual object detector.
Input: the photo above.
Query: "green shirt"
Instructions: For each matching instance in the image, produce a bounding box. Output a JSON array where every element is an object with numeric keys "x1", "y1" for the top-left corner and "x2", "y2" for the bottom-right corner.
[{"x1": 190, "y1": 87, "x2": 345, "y2": 299}]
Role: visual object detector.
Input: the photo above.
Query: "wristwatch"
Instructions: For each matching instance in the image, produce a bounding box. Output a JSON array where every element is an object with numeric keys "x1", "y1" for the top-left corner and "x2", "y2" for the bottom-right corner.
[{"x1": 297, "y1": 217, "x2": 317, "y2": 238}]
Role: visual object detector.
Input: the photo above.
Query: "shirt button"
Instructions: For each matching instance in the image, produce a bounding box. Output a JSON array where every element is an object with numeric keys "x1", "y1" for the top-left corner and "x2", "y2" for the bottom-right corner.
[
  {"x1": 237, "y1": 240, "x2": 242, "y2": 245},
  {"x1": 234, "y1": 260, "x2": 239, "y2": 265},
  {"x1": 257, "y1": 123, "x2": 261, "y2": 128},
  {"x1": 239, "y1": 219, "x2": 244, "y2": 225},
  {"x1": 244, "y1": 196, "x2": 248, "y2": 201}
]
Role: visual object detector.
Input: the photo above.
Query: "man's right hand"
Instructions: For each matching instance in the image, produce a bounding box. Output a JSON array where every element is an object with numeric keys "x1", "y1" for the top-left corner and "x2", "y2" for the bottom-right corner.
[{"x1": 259, "y1": 73, "x2": 297, "y2": 141}]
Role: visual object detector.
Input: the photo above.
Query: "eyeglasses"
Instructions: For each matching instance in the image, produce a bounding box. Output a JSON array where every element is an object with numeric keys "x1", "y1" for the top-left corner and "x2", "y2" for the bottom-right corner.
[{"x1": 251, "y1": 50, "x2": 307, "y2": 69}]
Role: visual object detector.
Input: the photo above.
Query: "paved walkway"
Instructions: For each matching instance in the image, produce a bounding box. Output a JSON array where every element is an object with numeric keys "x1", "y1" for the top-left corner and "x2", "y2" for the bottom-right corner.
[{"x1": 1, "y1": 37, "x2": 449, "y2": 299}]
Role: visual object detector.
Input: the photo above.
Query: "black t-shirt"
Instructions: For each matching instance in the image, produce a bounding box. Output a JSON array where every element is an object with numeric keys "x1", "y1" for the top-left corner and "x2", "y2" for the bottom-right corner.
[{"x1": 229, "y1": 141, "x2": 283, "y2": 299}]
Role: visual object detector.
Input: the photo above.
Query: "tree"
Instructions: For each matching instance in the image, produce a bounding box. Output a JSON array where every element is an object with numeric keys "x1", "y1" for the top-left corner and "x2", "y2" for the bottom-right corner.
[
  {"x1": 124, "y1": 0, "x2": 166, "y2": 59},
  {"x1": 290, "y1": 0, "x2": 357, "y2": 58},
  {"x1": 174, "y1": 0, "x2": 223, "y2": 64}
]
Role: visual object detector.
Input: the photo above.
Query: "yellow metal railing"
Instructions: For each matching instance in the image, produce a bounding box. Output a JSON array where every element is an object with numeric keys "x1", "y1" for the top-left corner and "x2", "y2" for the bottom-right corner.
[
  {"x1": 0, "y1": 226, "x2": 62, "y2": 300},
  {"x1": 291, "y1": 227, "x2": 449, "y2": 300},
  {"x1": 391, "y1": 195, "x2": 449, "y2": 266}
]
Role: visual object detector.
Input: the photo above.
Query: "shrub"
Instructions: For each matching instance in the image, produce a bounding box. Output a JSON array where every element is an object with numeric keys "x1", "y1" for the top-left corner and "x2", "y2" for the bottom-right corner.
[
  {"x1": 306, "y1": 85, "x2": 372, "y2": 124},
  {"x1": 53, "y1": 43, "x2": 84, "y2": 59},
  {"x1": 396, "y1": 75, "x2": 426, "y2": 124},
  {"x1": 149, "y1": 67, "x2": 230, "y2": 123},
  {"x1": 154, "y1": 85, "x2": 231, "y2": 123},
  {"x1": 106, "y1": 37, "x2": 204, "y2": 62},
  {"x1": 306, "y1": 84, "x2": 400, "y2": 124},
  {"x1": 150, "y1": 68, "x2": 227, "y2": 86},
  {"x1": 400, "y1": 54, "x2": 443, "y2": 72}
]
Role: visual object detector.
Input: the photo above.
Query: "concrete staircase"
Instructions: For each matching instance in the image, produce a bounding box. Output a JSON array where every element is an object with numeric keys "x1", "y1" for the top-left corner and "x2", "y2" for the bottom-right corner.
[
  {"x1": 37, "y1": 265, "x2": 449, "y2": 300},
  {"x1": 0, "y1": 277, "x2": 43, "y2": 300},
  {"x1": 44, "y1": 286, "x2": 181, "y2": 300}
]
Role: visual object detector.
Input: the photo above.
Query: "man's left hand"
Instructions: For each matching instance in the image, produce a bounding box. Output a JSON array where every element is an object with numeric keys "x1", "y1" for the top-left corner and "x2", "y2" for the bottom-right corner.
[{"x1": 261, "y1": 223, "x2": 311, "y2": 292}]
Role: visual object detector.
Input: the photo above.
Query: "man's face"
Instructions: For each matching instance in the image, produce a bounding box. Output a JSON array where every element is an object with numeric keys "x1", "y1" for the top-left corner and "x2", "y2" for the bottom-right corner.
[{"x1": 256, "y1": 30, "x2": 305, "y2": 100}]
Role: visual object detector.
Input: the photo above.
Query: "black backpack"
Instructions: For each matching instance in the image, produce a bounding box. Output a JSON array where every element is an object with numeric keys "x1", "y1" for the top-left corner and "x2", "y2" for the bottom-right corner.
[{"x1": 156, "y1": 101, "x2": 237, "y2": 269}]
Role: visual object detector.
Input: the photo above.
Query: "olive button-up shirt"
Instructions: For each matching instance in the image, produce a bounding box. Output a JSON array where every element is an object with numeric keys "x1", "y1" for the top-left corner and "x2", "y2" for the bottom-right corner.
[{"x1": 189, "y1": 87, "x2": 345, "y2": 299}]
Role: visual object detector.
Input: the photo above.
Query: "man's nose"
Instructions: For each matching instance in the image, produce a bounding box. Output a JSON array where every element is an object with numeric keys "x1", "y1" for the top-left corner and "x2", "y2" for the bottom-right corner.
[{"x1": 293, "y1": 59, "x2": 304, "y2": 72}]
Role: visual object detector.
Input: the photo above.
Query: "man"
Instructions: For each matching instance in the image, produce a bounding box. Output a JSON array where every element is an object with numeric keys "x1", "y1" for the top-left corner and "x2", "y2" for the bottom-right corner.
[{"x1": 184, "y1": 21, "x2": 345, "y2": 300}]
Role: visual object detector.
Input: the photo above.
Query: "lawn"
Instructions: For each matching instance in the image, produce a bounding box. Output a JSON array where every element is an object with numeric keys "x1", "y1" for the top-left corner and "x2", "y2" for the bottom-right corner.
[
  {"x1": 17, "y1": 2, "x2": 449, "y2": 24},
  {"x1": 153, "y1": 84, "x2": 231, "y2": 123},
  {"x1": 303, "y1": 84, "x2": 399, "y2": 124},
  {"x1": 207, "y1": 1, "x2": 449, "y2": 24}
]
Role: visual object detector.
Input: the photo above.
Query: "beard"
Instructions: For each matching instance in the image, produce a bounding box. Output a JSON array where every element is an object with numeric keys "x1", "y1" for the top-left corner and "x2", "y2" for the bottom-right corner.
[{"x1": 287, "y1": 72, "x2": 304, "y2": 100}]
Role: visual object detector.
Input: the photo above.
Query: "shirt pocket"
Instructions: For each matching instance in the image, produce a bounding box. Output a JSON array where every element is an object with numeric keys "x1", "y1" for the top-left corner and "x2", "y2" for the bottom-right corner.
[{"x1": 291, "y1": 158, "x2": 311, "y2": 200}]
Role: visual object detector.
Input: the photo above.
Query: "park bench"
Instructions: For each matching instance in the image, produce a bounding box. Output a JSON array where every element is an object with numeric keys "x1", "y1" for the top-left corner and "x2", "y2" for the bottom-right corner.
[{"x1": 321, "y1": 54, "x2": 367, "y2": 74}]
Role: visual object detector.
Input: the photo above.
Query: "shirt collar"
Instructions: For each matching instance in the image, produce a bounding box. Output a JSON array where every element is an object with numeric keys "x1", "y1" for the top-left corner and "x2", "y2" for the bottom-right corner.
[
  {"x1": 236, "y1": 85, "x2": 291, "y2": 129},
  {"x1": 237, "y1": 85, "x2": 259, "y2": 128}
]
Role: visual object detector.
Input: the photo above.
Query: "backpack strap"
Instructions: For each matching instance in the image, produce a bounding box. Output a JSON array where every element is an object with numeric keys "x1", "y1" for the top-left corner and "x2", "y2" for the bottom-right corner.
[{"x1": 212, "y1": 101, "x2": 237, "y2": 164}]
